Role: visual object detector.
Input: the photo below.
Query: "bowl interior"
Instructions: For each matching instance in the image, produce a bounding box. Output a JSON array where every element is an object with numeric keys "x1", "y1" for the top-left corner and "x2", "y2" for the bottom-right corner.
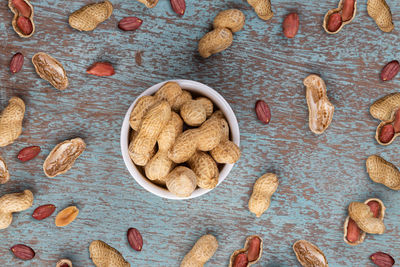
[{"x1": 121, "y1": 80, "x2": 240, "y2": 200}]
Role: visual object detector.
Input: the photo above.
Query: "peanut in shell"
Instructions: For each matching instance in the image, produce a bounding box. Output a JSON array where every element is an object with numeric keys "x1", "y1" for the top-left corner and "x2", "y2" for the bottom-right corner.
[
  {"x1": 366, "y1": 155, "x2": 400, "y2": 190},
  {"x1": 367, "y1": 0, "x2": 394, "y2": 32},
  {"x1": 69, "y1": 1, "x2": 113, "y2": 31},
  {"x1": 323, "y1": 0, "x2": 357, "y2": 34}
]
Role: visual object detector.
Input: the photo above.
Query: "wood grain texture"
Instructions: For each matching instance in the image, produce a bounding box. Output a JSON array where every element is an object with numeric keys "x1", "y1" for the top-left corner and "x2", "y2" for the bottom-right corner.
[{"x1": 0, "y1": 0, "x2": 399, "y2": 266}]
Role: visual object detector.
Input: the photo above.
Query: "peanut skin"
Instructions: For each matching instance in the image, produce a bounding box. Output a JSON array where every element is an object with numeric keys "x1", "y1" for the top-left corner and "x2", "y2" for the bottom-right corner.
[
  {"x1": 248, "y1": 173, "x2": 278, "y2": 217},
  {"x1": 346, "y1": 218, "x2": 360, "y2": 243},
  {"x1": 233, "y1": 253, "x2": 248, "y2": 267},
  {"x1": 247, "y1": 236, "x2": 261, "y2": 261}
]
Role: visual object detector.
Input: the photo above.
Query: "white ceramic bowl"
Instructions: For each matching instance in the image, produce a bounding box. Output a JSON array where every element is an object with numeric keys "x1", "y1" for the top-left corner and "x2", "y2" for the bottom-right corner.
[{"x1": 121, "y1": 80, "x2": 240, "y2": 200}]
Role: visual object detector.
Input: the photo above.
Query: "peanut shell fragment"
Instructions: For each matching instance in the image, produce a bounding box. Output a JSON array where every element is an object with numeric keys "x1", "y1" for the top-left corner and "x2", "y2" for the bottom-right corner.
[
  {"x1": 293, "y1": 240, "x2": 328, "y2": 267},
  {"x1": 89, "y1": 240, "x2": 130, "y2": 267},
  {"x1": 304, "y1": 74, "x2": 334, "y2": 134},
  {"x1": 55, "y1": 206, "x2": 79, "y2": 227},
  {"x1": 0, "y1": 97, "x2": 25, "y2": 147},
  {"x1": 32, "y1": 52, "x2": 68, "y2": 90},
  {"x1": 136, "y1": 0, "x2": 158, "y2": 8},
  {"x1": 367, "y1": 0, "x2": 394, "y2": 32},
  {"x1": 69, "y1": 1, "x2": 113, "y2": 31},
  {"x1": 0, "y1": 156, "x2": 10, "y2": 184},
  {"x1": 180, "y1": 234, "x2": 218, "y2": 267},
  {"x1": 43, "y1": 138, "x2": 86, "y2": 177},
  {"x1": 56, "y1": 259, "x2": 72, "y2": 267}
]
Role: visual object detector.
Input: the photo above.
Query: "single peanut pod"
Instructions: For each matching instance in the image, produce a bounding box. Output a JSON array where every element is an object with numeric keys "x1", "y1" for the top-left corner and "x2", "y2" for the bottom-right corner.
[
  {"x1": 293, "y1": 240, "x2": 328, "y2": 267},
  {"x1": 8, "y1": 0, "x2": 35, "y2": 38},
  {"x1": 366, "y1": 155, "x2": 400, "y2": 190},
  {"x1": 248, "y1": 173, "x2": 278, "y2": 217},
  {"x1": 89, "y1": 240, "x2": 130, "y2": 267},
  {"x1": 169, "y1": 116, "x2": 223, "y2": 163},
  {"x1": 373, "y1": 108, "x2": 400, "y2": 146},
  {"x1": 166, "y1": 166, "x2": 197, "y2": 197},
  {"x1": 154, "y1": 82, "x2": 183, "y2": 106},
  {"x1": 145, "y1": 112, "x2": 183, "y2": 182},
  {"x1": 180, "y1": 234, "x2": 218, "y2": 267},
  {"x1": 43, "y1": 138, "x2": 86, "y2": 177},
  {"x1": 348, "y1": 202, "x2": 385, "y2": 234},
  {"x1": 323, "y1": 0, "x2": 357, "y2": 34},
  {"x1": 135, "y1": 0, "x2": 158, "y2": 8},
  {"x1": 198, "y1": 28, "x2": 233, "y2": 58},
  {"x1": 130, "y1": 101, "x2": 171, "y2": 166},
  {"x1": 0, "y1": 156, "x2": 10, "y2": 184},
  {"x1": 32, "y1": 53, "x2": 68, "y2": 90},
  {"x1": 210, "y1": 140, "x2": 241, "y2": 164},
  {"x1": 304, "y1": 74, "x2": 334, "y2": 134},
  {"x1": 247, "y1": 0, "x2": 273, "y2": 21},
  {"x1": 188, "y1": 152, "x2": 219, "y2": 189},
  {"x1": 196, "y1": 117, "x2": 224, "y2": 151},
  {"x1": 370, "y1": 93, "x2": 400, "y2": 122},
  {"x1": 129, "y1": 95, "x2": 158, "y2": 131},
  {"x1": 180, "y1": 100, "x2": 207, "y2": 126},
  {"x1": 0, "y1": 190, "x2": 33, "y2": 229},
  {"x1": 55, "y1": 206, "x2": 79, "y2": 227},
  {"x1": 69, "y1": 1, "x2": 113, "y2": 31},
  {"x1": 367, "y1": 0, "x2": 394, "y2": 33},
  {"x1": 229, "y1": 235, "x2": 263, "y2": 267},
  {"x1": 213, "y1": 9, "x2": 245, "y2": 33},
  {"x1": 343, "y1": 198, "x2": 385, "y2": 246},
  {"x1": 0, "y1": 97, "x2": 25, "y2": 147},
  {"x1": 172, "y1": 90, "x2": 192, "y2": 112},
  {"x1": 195, "y1": 97, "x2": 214, "y2": 118}
]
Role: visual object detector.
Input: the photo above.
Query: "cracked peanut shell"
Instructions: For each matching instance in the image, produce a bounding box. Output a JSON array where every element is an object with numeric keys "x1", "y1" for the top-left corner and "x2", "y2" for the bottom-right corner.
[
  {"x1": 8, "y1": 0, "x2": 35, "y2": 38},
  {"x1": 32, "y1": 52, "x2": 68, "y2": 90},
  {"x1": 304, "y1": 74, "x2": 334, "y2": 134},
  {"x1": 43, "y1": 138, "x2": 86, "y2": 177},
  {"x1": 323, "y1": 0, "x2": 357, "y2": 34},
  {"x1": 0, "y1": 156, "x2": 10, "y2": 184},
  {"x1": 229, "y1": 235, "x2": 263, "y2": 267},
  {"x1": 343, "y1": 198, "x2": 385, "y2": 246}
]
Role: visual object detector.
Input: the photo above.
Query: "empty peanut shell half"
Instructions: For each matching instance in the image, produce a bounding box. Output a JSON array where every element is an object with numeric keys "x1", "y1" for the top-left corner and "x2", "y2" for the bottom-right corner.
[
  {"x1": 366, "y1": 155, "x2": 400, "y2": 190},
  {"x1": 229, "y1": 235, "x2": 263, "y2": 267},
  {"x1": 293, "y1": 240, "x2": 328, "y2": 267},
  {"x1": 343, "y1": 198, "x2": 385, "y2": 246},
  {"x1": 367, "y1": 0, "x2": 394, "y2": 32},
  {"x1": 32, "y1": 53, "x2": 68, "y2": 90},
  {"x1": 43, "y1": 138, "x2": 86, "y2": 177},
  {"x1": 0, "y1": 156, "x2": 10, "y2": 184},
  {"x1": 136, "y1": 0, "x2": 158, "y2": 8},
  {"x1": 8, "y1": 0, "x2": 35, "y2": 38},
  {"x1": 56, "y1": 259, "x2": 72, "y2": 267},
  {"x1": 323, "y1": 0, "x2": 357, "y2": 34},
  {"x1": 304, "y1": 74, "x2": 334, "y2": 134},
  {"x1": 69, "y1": 1, "x2": 113, "y2": 31}
]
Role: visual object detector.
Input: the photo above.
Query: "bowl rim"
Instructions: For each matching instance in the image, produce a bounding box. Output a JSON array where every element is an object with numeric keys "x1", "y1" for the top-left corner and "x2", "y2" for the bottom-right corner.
[{"x1": 120, "y1": 79, "x2": 240, "y2": 200}]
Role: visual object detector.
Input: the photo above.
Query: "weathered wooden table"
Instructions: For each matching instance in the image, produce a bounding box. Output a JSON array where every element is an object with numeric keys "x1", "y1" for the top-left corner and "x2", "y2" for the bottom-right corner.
[{"x1": 1, "y1": 0, "x2": 399, "y2": 266}]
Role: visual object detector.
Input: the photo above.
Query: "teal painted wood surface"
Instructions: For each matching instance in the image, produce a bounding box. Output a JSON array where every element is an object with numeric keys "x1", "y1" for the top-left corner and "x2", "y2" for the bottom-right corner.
[{"x1": 1, "y1": 0, "x2": 400, "y2": 266}]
